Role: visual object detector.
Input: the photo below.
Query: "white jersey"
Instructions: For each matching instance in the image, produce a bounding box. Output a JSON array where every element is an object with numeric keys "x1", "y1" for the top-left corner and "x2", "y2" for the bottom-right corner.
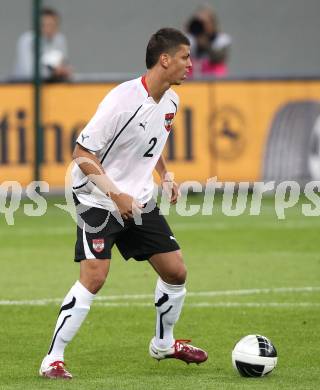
[{"x1": 72, "y1": 76, "x2": 179, "y2": 210}]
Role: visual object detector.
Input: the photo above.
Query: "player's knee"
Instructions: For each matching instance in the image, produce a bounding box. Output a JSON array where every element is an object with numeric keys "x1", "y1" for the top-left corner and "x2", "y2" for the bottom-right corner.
[
  {"x1": 79, "y1": 279, "x2": 105, "y2": 294},
  {"x1": 85, "y1": 273, "x2": 106, "y2": 294},
  {"x1": 80, "y1": 261, "x2": 109, "y2": 293},
  {"x1": 174, "y1": 264, "x2": 187, "y2": 284},
  {"x1": 165, "y1": 263, "x2": 187, "y2": 285}
]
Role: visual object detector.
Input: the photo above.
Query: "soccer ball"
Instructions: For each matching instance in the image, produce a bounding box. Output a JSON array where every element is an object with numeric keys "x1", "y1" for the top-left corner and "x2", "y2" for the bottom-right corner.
[{"x1": 232, "y1": 334, "x2": 278, "y2": 377}]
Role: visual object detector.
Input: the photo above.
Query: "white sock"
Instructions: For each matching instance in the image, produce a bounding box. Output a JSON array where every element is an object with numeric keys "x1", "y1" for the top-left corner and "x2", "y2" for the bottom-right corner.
[
  {"x1": 154, "y1": 277, "x2": 186, "y2": 350},
  {"x1": 43, "y1": 280, "x2": 95, "y2": 365}
]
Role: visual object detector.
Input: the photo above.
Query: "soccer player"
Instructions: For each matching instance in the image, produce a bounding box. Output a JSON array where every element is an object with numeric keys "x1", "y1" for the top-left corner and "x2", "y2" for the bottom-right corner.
[{"x1": 39, "y1": 27, "x2": 208, "y2": 380}]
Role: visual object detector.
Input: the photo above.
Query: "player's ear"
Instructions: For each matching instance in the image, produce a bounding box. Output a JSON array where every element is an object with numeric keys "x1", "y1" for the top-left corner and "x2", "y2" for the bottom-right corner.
[{"x1": 159, "y1": 53, "x2": 170, "y2": 69}]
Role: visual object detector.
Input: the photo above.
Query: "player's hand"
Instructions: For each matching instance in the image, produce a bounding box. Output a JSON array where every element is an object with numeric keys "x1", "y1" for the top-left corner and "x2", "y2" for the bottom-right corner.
[
  {"x1": 161, "y1": 179, "x2": 180, "y2": 205},
  {"x1": 110, "y1": 192, "x2": 143, "y2": 219}
]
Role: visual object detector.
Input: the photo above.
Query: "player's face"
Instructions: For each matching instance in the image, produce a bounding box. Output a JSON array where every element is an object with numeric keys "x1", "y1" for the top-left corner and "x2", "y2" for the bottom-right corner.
[{"x1": 167, "y1": 45, "x2": 192, "y2": 85}]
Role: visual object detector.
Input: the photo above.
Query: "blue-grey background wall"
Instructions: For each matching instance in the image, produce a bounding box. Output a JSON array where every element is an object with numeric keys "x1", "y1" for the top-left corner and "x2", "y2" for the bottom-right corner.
[{"x1": 2, "y1": 0, "x2": 320, "y2": 79}]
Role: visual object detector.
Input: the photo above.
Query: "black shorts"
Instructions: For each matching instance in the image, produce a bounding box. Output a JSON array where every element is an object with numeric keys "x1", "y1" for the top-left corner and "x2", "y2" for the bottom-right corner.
[{"x1": 74, "y1": 197, "x2": 180, "y2": 262}]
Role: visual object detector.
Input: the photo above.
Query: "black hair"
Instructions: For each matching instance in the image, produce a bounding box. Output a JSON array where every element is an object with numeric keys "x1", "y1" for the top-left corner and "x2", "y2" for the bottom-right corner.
[{"x1": 146, "y1": 28, "x2": 190, "y2": 69}]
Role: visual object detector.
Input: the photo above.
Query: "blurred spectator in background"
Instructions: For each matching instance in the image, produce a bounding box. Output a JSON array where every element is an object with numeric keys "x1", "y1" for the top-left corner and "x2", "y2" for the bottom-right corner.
[
  {"x1": 12, "y1": 7, "x2": 72, "y2": 81},
  {"x1": 185, "y1": 4, "x2": 231, "y2": 77}
]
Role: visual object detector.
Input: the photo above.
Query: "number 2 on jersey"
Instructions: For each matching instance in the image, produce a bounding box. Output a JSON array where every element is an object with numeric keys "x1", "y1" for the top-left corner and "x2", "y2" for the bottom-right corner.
[{"x1": 143, "y1": 137, "x2": 157, "y2": 157}]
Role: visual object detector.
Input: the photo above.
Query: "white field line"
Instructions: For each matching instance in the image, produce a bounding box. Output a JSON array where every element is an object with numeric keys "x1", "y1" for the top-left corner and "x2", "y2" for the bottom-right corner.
[
  {"x1": 95, "y1": 286, "x2": 320, "y2": 301},
  {"x1": 93, "y1": 302, "x2": 320, "y2": 308},
  {"x1": 0, "y1": 286, "x2": 319, "y2": 306}
]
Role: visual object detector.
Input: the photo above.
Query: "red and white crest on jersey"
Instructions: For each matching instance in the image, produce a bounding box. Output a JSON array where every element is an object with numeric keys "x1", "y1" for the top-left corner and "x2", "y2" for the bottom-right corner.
[
  {"x1": 92, "y1": 238, "x2": 105, "y2": 253},
  {"x1": 164, "y1": 113, "x2": 175, "y2": 131}
]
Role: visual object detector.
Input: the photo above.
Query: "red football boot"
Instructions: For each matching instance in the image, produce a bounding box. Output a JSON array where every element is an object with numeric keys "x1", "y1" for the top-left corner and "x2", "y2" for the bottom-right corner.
[
  {"x1": 39, "y1": 360, "x2": 72, "y2": 379},
  {"x1": 149, "y1": 338, "x2": 208, "y2": 364}
]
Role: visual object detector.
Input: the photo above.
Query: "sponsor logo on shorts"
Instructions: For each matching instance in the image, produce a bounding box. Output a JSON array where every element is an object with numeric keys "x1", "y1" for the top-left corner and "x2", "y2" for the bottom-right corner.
[
  {"x1": 92, "y1": 238, "x2": 105, "y2": 253},
  {"x1": 170, "y1": 235, "x2": 176, "y2": 241}
]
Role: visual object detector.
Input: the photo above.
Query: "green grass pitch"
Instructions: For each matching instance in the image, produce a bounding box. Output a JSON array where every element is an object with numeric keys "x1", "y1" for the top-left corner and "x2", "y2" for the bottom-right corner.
[{"x1": 0, "y1": 194, "x2": 319, "y2": 390}]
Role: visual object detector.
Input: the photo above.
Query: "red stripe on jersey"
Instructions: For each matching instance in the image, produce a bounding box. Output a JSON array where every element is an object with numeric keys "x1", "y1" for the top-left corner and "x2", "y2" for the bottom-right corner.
[{"x1": 141, "y1": 75, "x2": 149, "y2": 96}]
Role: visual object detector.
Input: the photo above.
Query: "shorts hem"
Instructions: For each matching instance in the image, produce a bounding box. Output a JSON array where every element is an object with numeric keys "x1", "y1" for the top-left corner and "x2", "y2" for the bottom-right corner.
[
  {"x1": 124, "y1": 246, "x2": 180, "y2": 261},
  {"x1": 74, "y1": 255, "x2": 112, "y2": 262}
]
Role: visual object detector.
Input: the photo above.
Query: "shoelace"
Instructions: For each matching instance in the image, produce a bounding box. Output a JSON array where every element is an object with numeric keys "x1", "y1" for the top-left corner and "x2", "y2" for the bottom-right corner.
[
  {"x1": 174, "y1": 339, "x2": 195, "y2": 353},
  {"x1": 49, "y1": 361, "x2": 66, "y2": 370}
]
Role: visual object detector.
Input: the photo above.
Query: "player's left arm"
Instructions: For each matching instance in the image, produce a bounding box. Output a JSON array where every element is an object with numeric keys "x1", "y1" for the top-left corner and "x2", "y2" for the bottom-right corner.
[{"x1": 155, "y1": 154, "x2": 179, "y2": 204}]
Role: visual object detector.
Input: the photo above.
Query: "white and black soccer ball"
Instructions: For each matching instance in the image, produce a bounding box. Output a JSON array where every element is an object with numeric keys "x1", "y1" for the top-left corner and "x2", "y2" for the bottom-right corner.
[{"x1": 232, "y1": 335, "x2": 278, "y2": 377}]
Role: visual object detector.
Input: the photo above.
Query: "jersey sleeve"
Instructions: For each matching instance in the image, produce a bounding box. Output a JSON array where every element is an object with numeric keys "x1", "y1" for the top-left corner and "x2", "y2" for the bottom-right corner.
[
  {"x1": 169, "y1": 89, "x2": 179, "y2": 114},
  {"x1": 76, "y1": 93, "x2": 120, "y2": 152}
]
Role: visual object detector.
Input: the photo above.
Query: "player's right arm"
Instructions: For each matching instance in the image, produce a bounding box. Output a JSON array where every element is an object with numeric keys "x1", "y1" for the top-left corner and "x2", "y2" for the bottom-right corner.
[
  {"x1": 74, "y1": 90, "x2": 142, "y2": 218},
  {"x1": 73, "y1": 143, "x2": 141, "y2": 219}
]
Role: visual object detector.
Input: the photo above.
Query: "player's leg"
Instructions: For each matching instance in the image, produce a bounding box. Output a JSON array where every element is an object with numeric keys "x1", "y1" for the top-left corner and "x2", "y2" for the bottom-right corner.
[
  {"x1": 39, "y1": 259, "x2": 110, "y2": 379},
  {"x1": 148, "y1": 250, "x2": 187, "y2": 349},
  {"x1": 116, "y1": 204, "x2": 207, "y2": 364},
  {"x1": 40, "y1": 201, "x2": 117, "y2": 379},
  {"x1": 148, "y1": 250, "x2": 207, "y2": 364}
]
